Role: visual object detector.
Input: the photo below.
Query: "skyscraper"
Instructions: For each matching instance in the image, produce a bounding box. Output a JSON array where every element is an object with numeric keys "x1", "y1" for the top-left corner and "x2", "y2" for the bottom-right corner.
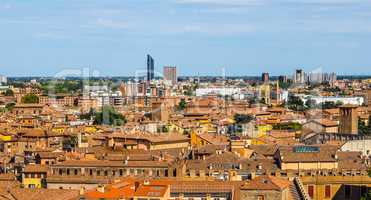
[
  {"x1": 147, "y1": 54, "x2": 154, "y2": 82},
  {"x1": 163, "y1": 66, "x2": 177, "y2": 85},
  {"x1": 294, "y1": 69, "x2": 305, "y2": 84}
]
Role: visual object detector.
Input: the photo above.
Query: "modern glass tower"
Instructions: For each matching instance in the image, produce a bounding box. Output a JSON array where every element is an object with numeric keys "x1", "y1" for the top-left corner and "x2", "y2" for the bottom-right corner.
[{"x1": 147, "y1": 54, "x2": 154, "y2": 82}]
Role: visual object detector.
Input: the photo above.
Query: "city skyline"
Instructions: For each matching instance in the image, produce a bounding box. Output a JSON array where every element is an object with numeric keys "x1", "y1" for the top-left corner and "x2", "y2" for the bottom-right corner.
[{"x1": 0, "y1": 0, "x2": 371, "y2": 76}]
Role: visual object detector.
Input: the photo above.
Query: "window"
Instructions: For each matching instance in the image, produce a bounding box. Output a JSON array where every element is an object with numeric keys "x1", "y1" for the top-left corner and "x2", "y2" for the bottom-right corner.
[
  {"x1": 361, "y1": 186, "x2": 367, "y2": 197},
  {"x1": 325, "y1": 185, "x2": 331, "y2": 198},
  {"x1": 308, "y1": 185, "x2": 314, "y2": 198},
  {"x1": 345, "y1": 185, "x2": 351, "y2": 199},
  {"x1": 119, "y1": 169, "x2": 123, "y2": 176},
  {"x1": 67, "y1": 169, "x2": 70, "y2": 175},
  {"x1": 89, "y1": 169, "x2": 93, "y2": 176},
  {"x1": 257, "y1": 195, "x2": 265, "y2": 200},
  {"x1": 74, "y1": 169, "x2": 78, "y2": 175},
  {"x1": 59, "y1": 169, "x2": 63, "y2": 175}
]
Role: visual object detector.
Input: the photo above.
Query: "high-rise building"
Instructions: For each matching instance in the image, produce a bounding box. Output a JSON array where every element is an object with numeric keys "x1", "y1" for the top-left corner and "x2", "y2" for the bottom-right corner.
[
  {"x1": 261, "y1": 72, "x2": 269, "y2": 83},
  {"x1": 307, "y1": 72, "x2": 337, "y2": 84},
  {"x1": 339, "y1": 105, "x2": 358, "y2": 134},
  {"x1": 147, "y1": 54, "x2": 154, "y2": 82},
  {"x1": 278, "y1": 75, "x2": 287, "y2": 83},
  {"x1": 163, "y1": 66, "x2": 177, "y2": 85},
  {"x1": 293, "y1": 69, "x2": 305, "y2": 84},
  {"x1": 0, "y1": 75, "x2": 7, "y2": 85}
]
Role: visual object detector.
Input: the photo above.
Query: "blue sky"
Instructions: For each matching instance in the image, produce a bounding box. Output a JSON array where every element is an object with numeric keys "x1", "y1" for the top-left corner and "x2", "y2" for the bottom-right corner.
[{"x1": 0, "y1": 0, "x2": 370, "y2": 76}]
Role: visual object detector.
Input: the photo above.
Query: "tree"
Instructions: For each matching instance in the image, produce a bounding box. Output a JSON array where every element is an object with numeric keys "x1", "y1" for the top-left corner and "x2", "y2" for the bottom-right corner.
[
  {"x1": 177, "y1": 99, "x2": 187, "y2": 111},
  {"x1": 279, "y1": 81, "x2": 292, "y2": 90},
  {"x1": 94, "y1": 106, "x2": 126, "y2": 126},
  {"x1": 62, "y1": 136, "x2": 78, "y2": 151},
  {"x1": 21, "y1": 94, "x2": 39, "y2": 104},
  {"x1": 3, "y1": 89, "x2": 14, "y2": 96},
  {"x1": 273, "y1": 122, "x2": 302, "y2": 131},
  {"x1": 5, "y1": 102, "x2": 15, "y2": 111},
  {"x1": 359, "y1": 117, "x2": 371, "y2": 135},
  {"x1": 234, "y1": 114, "x2": 254, "y2": 124},
  {"x1": 80, "y1": 108, "x2": 95, "y2": 120},
  {"x1": 287, "y1": 96, "x2": 305, "y2": 111},
  {"x1": 305, "y1": 98, "x2": 317, "y2": 109},
  {"x1": 318, "y1": 101, "x2": 343, "y2": 109}
]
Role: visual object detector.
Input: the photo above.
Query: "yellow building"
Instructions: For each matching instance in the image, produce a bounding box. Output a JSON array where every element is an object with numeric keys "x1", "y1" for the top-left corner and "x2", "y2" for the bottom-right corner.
[
  {"x1": 259, "y1": 84, "x2": 271, "y2": 105},
  {"x1": 0, "y1": 133, "x2": 12, "y2": 141},
  {"x1": 167, "y1": 122, "x2": 186, "y2": 134},
  {"x1": 22, "y1": 164, "x2": 48, "y2": 189}
]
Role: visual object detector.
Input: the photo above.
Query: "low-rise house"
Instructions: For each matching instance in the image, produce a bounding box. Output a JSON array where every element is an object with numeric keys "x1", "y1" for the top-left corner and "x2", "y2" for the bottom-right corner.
[
  {"x1": 303, "y1": 119, "x2": 339, "y2": 133},
  {"x1": 275, "y1": 145, "x2": 339, "y2": 171},
  {"x1": 11, "y1": 104, "x2": 44, "y2": 116},
  {"x1": 240, "y1": 175, "x2": 292, "y2": 200},
  {"x1": 22, "y1": 164, "x2": 48, "y2": 188}
]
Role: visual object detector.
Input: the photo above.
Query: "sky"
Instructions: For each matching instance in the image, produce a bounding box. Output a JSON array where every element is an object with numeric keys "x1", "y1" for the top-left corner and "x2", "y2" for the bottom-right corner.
[{"x1": 0, "y1": 0, "x2": 371, "y2": 77}]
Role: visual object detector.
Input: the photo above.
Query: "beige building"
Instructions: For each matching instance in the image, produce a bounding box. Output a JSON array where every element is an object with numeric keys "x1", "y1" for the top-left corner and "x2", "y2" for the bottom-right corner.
[
  {"x1": 240, "y1": 175, "x2": 292, "y2": 200},
  {"x1": 275, "y1": 145, "x2": 338, "y2": 171},
  {"x1": 303, "y1": 119, "x2": 339, "y2": 133}
]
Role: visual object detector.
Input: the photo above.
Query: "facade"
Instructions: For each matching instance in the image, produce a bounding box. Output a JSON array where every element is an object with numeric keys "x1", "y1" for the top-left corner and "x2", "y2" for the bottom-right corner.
[
  {"x1": 11, "y1": 104, "x2": 44, "y2": 116},
  {"x1": 300, "y1": 95, "x2": 364, "y2": 106},
  {"x1": 339, "y1": 105, "x2": 358, "y2": 134},
  {"x1": 240, "y1": 175, "x2": 292, "y2": 200},
  {"x1": 340, "y1": 139, "x2": 371, "y2": 156},
  {"x1": 163, "y1": 66, "x2": 177, "y2": 85},
  {"x1": 195, "y1": 87, "x2": 242, "y2": 98},
  {"x1": 22, "y1": 164, "x2": 48, "y2": 188},
  {"x1": 293, "y1": 69, "x2": 305, "y2": 84},
  {"x1": 275, "y1": 145, "x2": 339, "y2": 171},
  {"x1": 303, "y1": 119, "x2": 339, "y2": 133}
]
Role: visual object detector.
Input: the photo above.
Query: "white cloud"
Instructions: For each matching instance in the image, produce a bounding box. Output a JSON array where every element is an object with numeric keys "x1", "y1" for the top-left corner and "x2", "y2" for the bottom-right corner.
[
  {"x1": 283, "y1": 0, "x2": 369, "y2": 5},
  {"x1": 175, "y1": 0, "x2": 264, "y2": 6},
  {"x1": 179, "y1": 23, "x2": 256, "y2": 35},
  {"x1": 176, "y1": 0, "x2": 369, "y2": 6}
]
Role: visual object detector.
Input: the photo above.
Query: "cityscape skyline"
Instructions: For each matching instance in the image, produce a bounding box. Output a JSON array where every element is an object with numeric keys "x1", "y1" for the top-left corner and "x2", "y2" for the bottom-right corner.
[
  {"x1": 1, "y1": 1, "x2": 371, "y2": 200},
  {"x1": 1, "y1": 0, "x2": 371, "y2": 76}
]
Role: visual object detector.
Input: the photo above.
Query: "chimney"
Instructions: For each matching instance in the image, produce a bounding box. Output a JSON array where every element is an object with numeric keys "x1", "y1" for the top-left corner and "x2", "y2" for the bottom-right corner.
[{"x1": 134, "y1": 181, "x2": 140, "y2": 191}]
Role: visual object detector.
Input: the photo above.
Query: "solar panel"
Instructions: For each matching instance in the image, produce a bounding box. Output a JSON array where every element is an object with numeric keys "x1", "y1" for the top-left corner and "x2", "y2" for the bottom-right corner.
[{"x1": 293, "y1": 146, "x2": 319, "y2": 153}]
